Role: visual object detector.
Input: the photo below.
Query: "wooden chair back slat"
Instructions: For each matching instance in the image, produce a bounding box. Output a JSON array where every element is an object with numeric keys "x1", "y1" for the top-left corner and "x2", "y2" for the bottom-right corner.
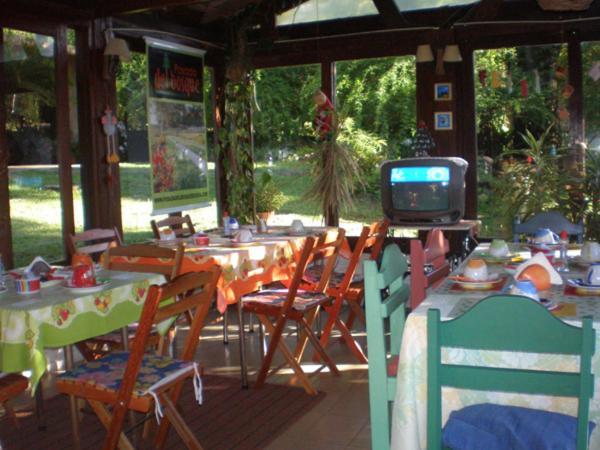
[
  {"x1": 104, "y1": 243, "x2": 184, "y2": 281},
  {"x1": 68, "y1": 227, "x2": 122, "y2": 259},
  {"x1": 151, "y1": 215, "x2": 196, "y2": 239},
  {"x1": 410, "y1": 228, "x2": 450, "y2": 310},
  {"x1": 310, "y1": 228, "x2": 346, "y2": 292},
  {"x1": 427, "y1": 295, "x2": 595, "y2": 450}
]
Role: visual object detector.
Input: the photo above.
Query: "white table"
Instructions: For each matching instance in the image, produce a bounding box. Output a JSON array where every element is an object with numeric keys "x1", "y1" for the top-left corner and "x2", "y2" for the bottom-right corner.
[{"x1": 390, "y1": 244, "x2": 600, "y2": 450}]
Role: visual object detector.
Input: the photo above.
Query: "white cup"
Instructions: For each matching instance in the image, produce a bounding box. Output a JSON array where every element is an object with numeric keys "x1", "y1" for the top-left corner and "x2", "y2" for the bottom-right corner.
[
  {"x1": 586, "y1": 263, "x2": 600, "y2": 286},
  {"x1": 489, "y1": 239, "x2": 509, "y2": 257},
  {"x1": 463, "y1": 259, "x2": 488, "y2": 281},
  {"x1": 532, "y1": 228, "x2": 559, "y2": 245},
  {"x1": 234, "y1": 229, "x2": 253, "y2": 243},
  {"x1": 581, "y1": 241, "x2": 600, "y2": 263},
  {"x1": 290, "y1": 219, "x2": 305, "y2": 234}
]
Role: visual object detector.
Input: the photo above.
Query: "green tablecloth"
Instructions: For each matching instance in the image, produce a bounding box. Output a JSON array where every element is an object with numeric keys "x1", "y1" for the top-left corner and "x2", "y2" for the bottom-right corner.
[{"x1": 0, "y1": 270, "x2": 165, "y2": 389}]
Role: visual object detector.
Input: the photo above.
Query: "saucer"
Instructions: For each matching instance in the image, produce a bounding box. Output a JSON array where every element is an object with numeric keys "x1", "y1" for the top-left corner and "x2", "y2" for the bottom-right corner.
[
  {"x1": 567, "y1": 279, "x2": 600, "y2": 295},
  {"x1": 449, "y1": 273, "x2": 501, "y2": 290},
  {"x1": 62, "y1": 279, "x2": 110, "y2": 294}
]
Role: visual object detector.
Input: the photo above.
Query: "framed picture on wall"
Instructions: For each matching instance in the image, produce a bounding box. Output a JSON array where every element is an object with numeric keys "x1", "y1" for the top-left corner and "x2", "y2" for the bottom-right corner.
[
  {"x1": 434, "y1": 83, "x2": 452, "y2": 101},
  {"x1": 434, "y1": 112, "x2": 453, "y2": 130}
]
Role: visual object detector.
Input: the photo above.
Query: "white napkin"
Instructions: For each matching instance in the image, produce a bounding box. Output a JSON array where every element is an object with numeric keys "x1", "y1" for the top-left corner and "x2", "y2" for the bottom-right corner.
[{"x1": 514, "y1": 252, "x2": 563, "y2": 285}]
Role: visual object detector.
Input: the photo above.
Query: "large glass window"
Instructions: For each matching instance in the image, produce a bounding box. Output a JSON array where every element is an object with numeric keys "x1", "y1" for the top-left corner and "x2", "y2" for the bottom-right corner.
[
  {"x1": 277, "y1": 0, "x2": 378, "y2": 26},
  {"x1": 3, "y1": 28, "x2": 82, "y2": 266}
]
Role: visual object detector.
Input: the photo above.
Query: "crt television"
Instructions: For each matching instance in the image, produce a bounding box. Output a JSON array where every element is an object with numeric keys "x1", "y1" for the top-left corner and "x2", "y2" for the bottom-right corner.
[{"x1": 381, "y1": 157, "x2": 468, "y2": 225}]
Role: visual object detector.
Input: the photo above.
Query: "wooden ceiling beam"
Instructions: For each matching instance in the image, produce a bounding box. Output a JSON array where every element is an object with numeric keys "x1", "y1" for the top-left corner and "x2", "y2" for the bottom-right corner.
[
  {"x1": 372, "y1": 0, "x2": 404, "y2": 27},
  {"x1": 198, "y1": 0, "x2": 262, "y2": 23},
  {"x1": 96, "y1": 0, "x2": 204, "y2": 17}
]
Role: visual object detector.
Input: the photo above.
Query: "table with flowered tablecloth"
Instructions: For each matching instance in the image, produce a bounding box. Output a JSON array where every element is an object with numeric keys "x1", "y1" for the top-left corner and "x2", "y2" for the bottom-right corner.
[
  {"x1": 391, "y1": 244, "x2": 600, "y2": 450},
  {"x1": 0, "y1": 270, "x2": 164, "y2": 389}
]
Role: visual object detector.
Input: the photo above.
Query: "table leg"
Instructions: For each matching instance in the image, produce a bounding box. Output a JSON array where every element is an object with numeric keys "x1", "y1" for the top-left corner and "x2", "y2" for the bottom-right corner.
[
  {"x1": 237, "y1": 300, "x2": 249, "y2": 389},
  {"x1": 121, "y1": 326, "x2": 129, "y2": 350},
  {"x1": 34, "y1": 377, "x2": 46, "y2": 430},
  {"x1": 64, "y1": 345, "x2": 81, "y2": 450}
]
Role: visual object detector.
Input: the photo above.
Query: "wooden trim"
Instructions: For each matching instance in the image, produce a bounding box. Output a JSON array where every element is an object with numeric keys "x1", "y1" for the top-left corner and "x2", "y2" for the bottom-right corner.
[
  {"x1": 55, "y1": 25, "x2": 76, "y2": 259},
  {"x1": 0, "y1": 29, "x2": 13, "y2": 268},
  {"x1": 97, "y1": 0, "x2": 204, "y2": 17}
]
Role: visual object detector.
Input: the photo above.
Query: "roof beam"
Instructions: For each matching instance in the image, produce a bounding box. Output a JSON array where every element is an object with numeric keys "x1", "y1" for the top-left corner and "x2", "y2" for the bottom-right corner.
[
  {"x1": 96, "y1": 0, "x2": 204, "y2": 17},
  {"x1": 372, "y1": 0, "x2": 404, "y2": 26}
]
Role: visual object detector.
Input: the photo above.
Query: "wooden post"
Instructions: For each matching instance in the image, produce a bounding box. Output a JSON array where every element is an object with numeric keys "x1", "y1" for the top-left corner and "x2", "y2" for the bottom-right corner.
[
  {"x1": 321, "y1": 60, "x2": 339, "y2": 227},
  {"x1": 567, "y1": 32, "x2": 584, "y2": 144},
  {"x1": 0, "y1": 28, "x2": 13, "y2": 268},
  {"x1": 212, "y1": 62, "x2": 227, "y2": 225},
  {"x1": 55, "y1": 25, "x2": 75, "y2": 258},
  {"x1": 75, "y1": 20, "x2": 123, "y2": 234}
]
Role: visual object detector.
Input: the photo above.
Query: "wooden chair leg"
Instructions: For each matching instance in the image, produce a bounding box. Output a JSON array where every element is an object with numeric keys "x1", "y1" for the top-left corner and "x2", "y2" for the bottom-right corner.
[
  {"x1": 158, "y1": 392, "x2": 203, "y2": 450},
  {"x1": 255, "y1": 314, "x2": 288, "y2": 389},
  {"x1": 3, "y1": 401, "x2": 19, "y2": 428},
  {"x1": 314, "y1": 295, "x2": 345, "y2": 362},
  {"x1": 293, "y1": 307, "x2": 319, "y2": 362},
  {"x1": 300, "y1": 317, "x2": 340, "y2": 376},
  {"x1": 348, "y1": 300, "x2": 366, "y2": 325},
  {"x1": 87, "y1": 399, "x2": 134, "y2": 450},
  {"x1": 258, "y1": 315, "x2": 317, "y2": 395},
  {"x1": 334, "y1": 317, "x2": 368, "y2": 363}
]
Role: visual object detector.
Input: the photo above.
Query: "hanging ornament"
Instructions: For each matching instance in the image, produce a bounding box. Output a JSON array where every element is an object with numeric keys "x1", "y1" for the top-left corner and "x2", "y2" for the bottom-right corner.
[
  {"x1": 491, "y1": 71, "x2": 502, "y2": 88},
  {"x1": 101, "y1": 107, "x2": 120, "y2": 184},
  {"x1": 533, "y1": 69, "x2": 541, "y2": 94},
  {"x1": 558, "y1": 107, "x2": 570, "y2": 121},
  {"x1": 562, "y1": 84, "x2": 574, "y2": 99},
  {"x1": 527, "y1": 155, "x2": 533, "y2": 164},
  {"x1": 589, "y1": 61, "x2": 600, "y2": 81},
  {"x1": 478, "y1": 69, "x2": 487, "y2": 87},
  {"x1": 412, "y1": 120, "x2": 436, "y2": 157},
  {"x1": 555, "y1": 66, "x2": 567, "y2": 79},
  {"x1": 506, "y1": 71, "x2": 513, "y2": 94},
  {"x1": 520, "y1": 79, "x2": 529, "y2": 97},
  {"x1": 312, "y1": 90, "x2": 335, "y2": 141}
]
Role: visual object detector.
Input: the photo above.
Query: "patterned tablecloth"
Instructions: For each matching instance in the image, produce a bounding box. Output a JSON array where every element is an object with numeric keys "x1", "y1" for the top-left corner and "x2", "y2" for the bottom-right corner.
[
  {"x1": 0, "y1": 270, "x2": 164, "y2": 389},
  {"x1": 138, "y1": 233, "x2": 307, "y2": 313},
  {"x1": 390, "y1": 244, "x2": 600, "y2": 450}
]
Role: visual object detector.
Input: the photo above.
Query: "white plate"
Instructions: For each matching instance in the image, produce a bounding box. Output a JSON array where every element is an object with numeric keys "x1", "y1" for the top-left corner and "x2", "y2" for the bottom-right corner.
[
  {"x1": 62, "y1": 279, "x2": 110, "y2": 294},
  {"x1": 450, "y1": 273, "x2": 501, "y2": 289},
  {"x1": 41, "y1": 279, "x2": 63, "y2": 289}
]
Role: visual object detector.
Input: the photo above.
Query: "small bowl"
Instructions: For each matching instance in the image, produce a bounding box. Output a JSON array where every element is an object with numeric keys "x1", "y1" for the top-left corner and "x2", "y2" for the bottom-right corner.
[
  {"x1": 192, "y1": 234, "x2": 209, "y2": 246},
  {"x1": 15, "y1": 276, "x2": 41, "y2": 295}
]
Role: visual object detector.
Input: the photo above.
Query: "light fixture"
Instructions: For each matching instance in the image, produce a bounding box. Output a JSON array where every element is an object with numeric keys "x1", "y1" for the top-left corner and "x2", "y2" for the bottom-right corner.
[
  {"x1": 442, "y1": 45, "x2": 462, "y2": 63},
  {"x1": 35, "y1": 34, "x2": 54, "y2": 58},
  {"x1": 104, "y1": 36, "x2": 131, "y2": 62},
  {"x1": 416, "y1": 44, "x2": 434, "y2": 63}
]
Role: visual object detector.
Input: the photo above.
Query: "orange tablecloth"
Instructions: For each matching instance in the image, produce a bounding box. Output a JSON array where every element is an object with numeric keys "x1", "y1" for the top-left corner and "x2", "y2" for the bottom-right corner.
[{"x1": 114, "y1": 235, "x2": 305, "y2": 313}]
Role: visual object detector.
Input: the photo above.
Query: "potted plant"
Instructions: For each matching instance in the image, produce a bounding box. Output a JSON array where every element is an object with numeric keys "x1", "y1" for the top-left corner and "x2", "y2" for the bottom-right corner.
[{"x1": 255, "y1": 172, "x2": 285, "y2": 221}]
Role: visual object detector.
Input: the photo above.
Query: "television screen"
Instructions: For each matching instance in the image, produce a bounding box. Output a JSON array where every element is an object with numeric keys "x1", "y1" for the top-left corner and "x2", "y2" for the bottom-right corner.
[{"x1": 390, "y1": 166, "x2": 450, "y2": 211}]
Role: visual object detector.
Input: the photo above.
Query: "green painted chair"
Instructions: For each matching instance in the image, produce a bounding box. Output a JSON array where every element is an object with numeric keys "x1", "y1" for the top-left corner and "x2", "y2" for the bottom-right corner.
[
  {"x1": 427, "y1": 295, "x2": 595, "y2": 450},
  {"x1": 365, "y1": 243, "x2": 410, "y2": 450}
]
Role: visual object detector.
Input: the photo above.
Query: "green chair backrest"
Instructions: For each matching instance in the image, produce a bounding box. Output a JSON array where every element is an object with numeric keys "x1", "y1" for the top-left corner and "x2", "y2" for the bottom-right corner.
[
  {"x1": 427, "y1": 295, "x2": 595, "y2": 450},
  {"x1": 365, "y1": 243, "x2": 409, "y2": 450}
]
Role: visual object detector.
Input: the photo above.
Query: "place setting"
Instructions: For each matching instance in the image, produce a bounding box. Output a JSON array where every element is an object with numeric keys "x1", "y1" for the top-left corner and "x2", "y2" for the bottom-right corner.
[
  {"x1": 566, "y1": 263, "x2": 600, "y2": 296},
  {"x1": 473, "y1": 238, "x2": 524, "y2": 264},
  {"x1": 448, "y1": 259, "x2": 508, "y2": 291}
]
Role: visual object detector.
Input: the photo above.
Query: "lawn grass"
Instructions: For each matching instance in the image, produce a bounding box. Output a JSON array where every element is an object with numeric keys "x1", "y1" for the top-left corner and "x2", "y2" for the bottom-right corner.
[{"x1": 7, "y1": 160, "x2": 382, "y2": 268}]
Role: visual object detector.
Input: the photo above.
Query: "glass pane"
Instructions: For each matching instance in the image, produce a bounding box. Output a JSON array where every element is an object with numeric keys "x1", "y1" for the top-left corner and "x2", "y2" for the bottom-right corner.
[
  {"x1": 393, "y1": 0, "x2": 478, "y2": 11},
  {"x1": 582, "y1": 41, "x2": 600, "y2": 149},
  {"x1": 117, "y1": 53, "x2": 218, "y2": 241},
  {"x1": 474, "y1": 44, "x2": 569, "y2": 238},
  {"x1": 277, "y1": 0, "x2": 378, "y2": 26}
]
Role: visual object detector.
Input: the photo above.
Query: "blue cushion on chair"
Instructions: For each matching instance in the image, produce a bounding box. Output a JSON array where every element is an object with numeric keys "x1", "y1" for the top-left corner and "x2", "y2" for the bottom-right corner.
[{"x1": 442, "y1": 403, "x2": 595, "y2": 450}]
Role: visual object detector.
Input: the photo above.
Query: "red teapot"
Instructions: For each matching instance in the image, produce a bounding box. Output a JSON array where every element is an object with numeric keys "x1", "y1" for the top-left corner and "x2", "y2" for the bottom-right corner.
[{"x1": 71, "y1": 264, "x2": 96, "y2": 288}]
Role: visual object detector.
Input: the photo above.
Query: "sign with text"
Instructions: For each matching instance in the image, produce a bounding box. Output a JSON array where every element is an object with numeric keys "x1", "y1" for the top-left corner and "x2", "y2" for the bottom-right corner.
[{"x1": 145, "y1": 38, "x2": 210, "y2": 215}]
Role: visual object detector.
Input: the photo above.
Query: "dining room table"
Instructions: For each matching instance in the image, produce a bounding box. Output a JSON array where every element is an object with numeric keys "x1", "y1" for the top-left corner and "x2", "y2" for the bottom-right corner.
[
  {"x1": 0, "y1": 267, "x2": 165, "y2": 449},
  {"x1": 390, "y1": 242, "x2": 600, "y2": 450}
]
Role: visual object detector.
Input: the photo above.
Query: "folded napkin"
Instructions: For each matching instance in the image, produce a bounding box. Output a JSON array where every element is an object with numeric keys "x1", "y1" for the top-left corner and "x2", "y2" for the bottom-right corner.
[
  {"x1": 514, "y1": 252, "x2": 563, "y2": 285},
  {"x1": 443, "y1": 403, "x2": 595, "y2": 450}
]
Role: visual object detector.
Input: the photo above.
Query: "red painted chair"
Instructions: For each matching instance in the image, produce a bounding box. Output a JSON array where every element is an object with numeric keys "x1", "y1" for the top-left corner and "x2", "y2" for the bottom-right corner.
[
  {"x1": 409, "y1": 228, "x2": 450, "y2": 310},
  {"x1": 68, "y1": 227, "x2": 122, "y2": 261}
]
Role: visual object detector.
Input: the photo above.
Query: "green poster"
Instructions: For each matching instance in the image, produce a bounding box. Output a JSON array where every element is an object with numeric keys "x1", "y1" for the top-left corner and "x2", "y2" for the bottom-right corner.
[{"x1": 145, "y1": 38, "x2": 210, "y2": 214}]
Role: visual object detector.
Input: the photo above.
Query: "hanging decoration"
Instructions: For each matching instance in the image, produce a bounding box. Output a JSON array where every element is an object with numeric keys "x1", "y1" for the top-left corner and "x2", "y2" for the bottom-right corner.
[
  {"x1": 561, "y1": 84, "x2": 574, "y2": 99},
  {"x1": 101, "y1": 107, "x2": 119, "y2": 184},
  {"x1": 589, "y1": 61, "x2": 600, "y2": 81},
  {"x1": 520, "y1": 79, "x2": 529, "y2": 97},
  {"x1": 491, "y1": 71, "x2": 502, "y2": 89},
  {"x1": 313, "y1": 90, "x2": 335, "y2": 141},
  {"x1": 412, "y1": 121, "x2": 436, "y2": 157},
  {"x1": 478, "y1": 69, "x2": 487, "y2": 87}
]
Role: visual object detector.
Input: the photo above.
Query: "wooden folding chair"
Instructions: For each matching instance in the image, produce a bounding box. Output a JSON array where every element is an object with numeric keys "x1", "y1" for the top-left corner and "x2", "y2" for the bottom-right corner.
[
  {"x1": 309, "y1": 219, "x2": 389, "y2": 363},
  {"x1": 151, "y1": 215, "x2": 196, "y2": 239},
  {"x1": 56, "y1": 269, "x2": 220, "y2": 450},
  {"x1": 68, "y1": 227, "x2": 122, "y2": 261},
  {"x1": 409, "y1": 228, "x2": 450, "y2": 310},
  {"x1": 0, "y1": 373, "x2": 29, "y2": 427},
  {"x1": 242, "y1": 230, "x2": 344, "y2": 395},
  {"x1": 76, "y1": 243, "x2": 185, "y2": 361}
]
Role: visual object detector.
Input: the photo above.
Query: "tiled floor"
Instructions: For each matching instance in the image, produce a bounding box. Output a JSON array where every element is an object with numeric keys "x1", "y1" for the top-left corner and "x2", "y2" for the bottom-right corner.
[{"x1": 7, "y1": 306, "x2": 372, "y2": 449}]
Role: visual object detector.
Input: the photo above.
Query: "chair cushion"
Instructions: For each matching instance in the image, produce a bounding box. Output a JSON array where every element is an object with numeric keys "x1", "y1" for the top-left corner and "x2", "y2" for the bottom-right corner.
[
  {"x1": 442, "y1": 403, "x2": 595, "y2": 450},
  {"x1": 242, "y1": 289, "x2": 329, "y2": 311},
  {"x1": 304, "y1": 264, "x2": 363, "y2": 287},
  {"x1": 58, "y1": 351, "x2": 195, "y2": 397}
]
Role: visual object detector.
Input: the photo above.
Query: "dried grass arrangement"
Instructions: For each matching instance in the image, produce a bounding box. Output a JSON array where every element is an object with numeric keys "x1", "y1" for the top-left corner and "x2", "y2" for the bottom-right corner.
[{"x1": 307, "y1": 114, "x2": 362, "y2": 225}]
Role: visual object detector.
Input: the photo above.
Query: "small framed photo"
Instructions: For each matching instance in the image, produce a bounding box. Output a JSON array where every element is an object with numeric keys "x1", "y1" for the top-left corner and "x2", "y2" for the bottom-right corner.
[
  {"x1": 434, "y1": 83, "x2": 452, "y2": 101},
  {"x1": 434, "y1": 112, "x2": 453, "y2": 130}
]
